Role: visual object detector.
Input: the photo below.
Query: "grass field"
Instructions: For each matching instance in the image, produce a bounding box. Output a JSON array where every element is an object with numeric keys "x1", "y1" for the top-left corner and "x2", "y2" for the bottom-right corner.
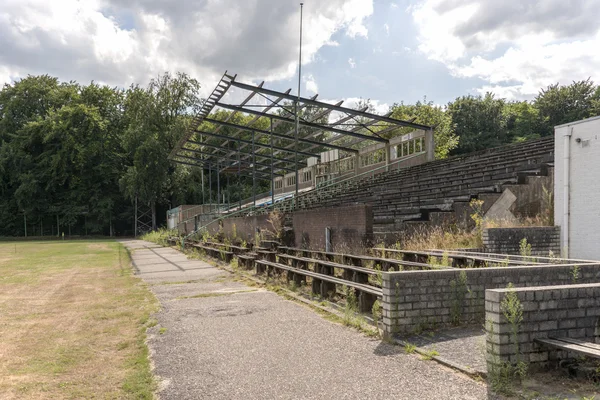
[{"x1": 0, "y1": 240, "x2": 158, "y2": 399}]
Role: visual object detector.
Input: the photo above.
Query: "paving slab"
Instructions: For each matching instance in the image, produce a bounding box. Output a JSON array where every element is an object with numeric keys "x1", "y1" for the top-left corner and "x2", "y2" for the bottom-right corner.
[
  {"x1": 402, "y1": 327, "x2": 488, "y2": 376},
  {"x1": 122, "y1": 239, "x2": 488, "y2": 399}
]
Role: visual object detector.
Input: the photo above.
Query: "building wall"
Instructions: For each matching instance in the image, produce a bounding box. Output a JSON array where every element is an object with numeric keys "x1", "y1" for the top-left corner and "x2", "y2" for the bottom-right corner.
[
  {"x1": 554, "y1": 116, "x2": 600, "y2": 259},
  {"x1": 483, "y1": 227, "x2": 560, "y2": 256},
  {"x1": 381, "y1": 263, "x2": 600, "y2": 336},
  {"x1": 292, "y1": 204, "x2": 373, "y2": 251},
  {"x1": 485, "y1": 283, "x2": 600, "y2": 369}
]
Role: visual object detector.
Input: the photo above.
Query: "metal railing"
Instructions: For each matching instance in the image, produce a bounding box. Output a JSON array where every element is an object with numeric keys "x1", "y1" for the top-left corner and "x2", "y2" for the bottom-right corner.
[{"x1": 182, "y1": 152, "x2": 426, "y2": 241}]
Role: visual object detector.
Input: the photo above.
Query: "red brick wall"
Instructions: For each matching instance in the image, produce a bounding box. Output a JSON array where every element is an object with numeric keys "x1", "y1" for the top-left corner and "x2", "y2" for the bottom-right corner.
[
  {"x1": 219, "y1": 215, "x2": 272, "y2": 244},
  {"x1": 291, "y1": 204, "x2": 372, "y2": 252}
]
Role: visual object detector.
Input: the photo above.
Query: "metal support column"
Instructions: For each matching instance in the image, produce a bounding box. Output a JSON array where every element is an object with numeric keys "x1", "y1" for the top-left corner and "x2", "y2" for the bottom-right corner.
[
  {"x1": 252, "y1": 131, "x2": 256, "y2": 207},
  {"x1": 294, "y1": 3, "x2": 303, "y2": 207},
  {"x1": 385, "y1": 142, "x2": 391, "y2": 172},
  {"x1": 238, "y1": 143, "x2": 242, "y2": 210},
  {"x1": 271, "y1": 117, "x2": 275, "y2": 207},
  {"x1": 134, "y1": 197, "x2": 137, "y2": 237},
  {"x1": 208, "y1": 163, "x2": 212, "y2": 212},
  {"x1": 217, "y1": 160, "x2": 220, "y2": 211}
]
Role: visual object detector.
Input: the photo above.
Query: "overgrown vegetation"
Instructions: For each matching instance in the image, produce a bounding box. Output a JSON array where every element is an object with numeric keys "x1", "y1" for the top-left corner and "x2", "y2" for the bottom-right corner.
[
  {"x1": 450, "y1": 271, "x2": 470, "y2": 325},
  {"x1": 470, "y1": 199, "x2": 485, "y2": 248},
  {"x1": 266, "y1": 210, "x2": 285, "y2": 240},
  {"x1": 141, "y1": 228, "x2": 177, "y2": 244},
  {"x1": 519, "y1": 238, "x2": 533, "y2": 261},
  {"x1": 488, "y1": 283, "x2": 528, "y2": 395},
  {"x1": 542, "y1": 184, "x2": 554, "y2": 226},
  {"x1": 371, "y1": 299, "x2": 382, "y2": 326},
  {"x1": 571, "y1": 265, "x2": 581, "y2": 283},
  {"x1": 420, "y1": 348, "x2": 440, "y2": 361},
  {"x1": 404, "y1": 343, "x2": 417, "y2": 354},
  {"x1": 401, "y1": 226, "x2": 480, "y2": 251}
]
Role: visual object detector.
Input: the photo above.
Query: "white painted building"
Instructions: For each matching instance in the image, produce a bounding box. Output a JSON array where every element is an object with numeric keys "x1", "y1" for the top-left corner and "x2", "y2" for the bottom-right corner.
[{"x1": 554, "y1": 115, "x2": 600, "y2": 259}]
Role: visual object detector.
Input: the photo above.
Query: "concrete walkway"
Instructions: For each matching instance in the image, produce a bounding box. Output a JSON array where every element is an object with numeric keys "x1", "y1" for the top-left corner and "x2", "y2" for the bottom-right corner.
[{"x1": 122, "y1": 239, "x2": 488, "y2": 400}]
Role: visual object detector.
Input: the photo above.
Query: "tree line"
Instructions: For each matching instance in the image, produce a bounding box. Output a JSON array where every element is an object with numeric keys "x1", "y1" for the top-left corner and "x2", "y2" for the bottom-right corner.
[{"x1": 1, "y1": 73, "x2": 599, "y2": 236}]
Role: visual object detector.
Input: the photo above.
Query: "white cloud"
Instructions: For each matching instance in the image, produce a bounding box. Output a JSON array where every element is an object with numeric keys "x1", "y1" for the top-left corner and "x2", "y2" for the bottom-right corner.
[
  {"x1": 383, "y1": 23, "x2": 390, "y2": 36},
  {"x1": 322, "y1": 97, "x2": 390, "y2": 125},
  {"x1": 304, "y1": 74, "x2": 318, "y2": 94},
  {"x1": 0, "y1": 0, "x2": 374, "y2": 94},
  {"x1": 348, "y1": 58, "x2": 356, "y2": 68},
  {"x1": 410, "y1": 0, "x2": 600, "y2": 99},
  {"x1": 341, "y1": 0, "x2": 374, "y2": 38}
]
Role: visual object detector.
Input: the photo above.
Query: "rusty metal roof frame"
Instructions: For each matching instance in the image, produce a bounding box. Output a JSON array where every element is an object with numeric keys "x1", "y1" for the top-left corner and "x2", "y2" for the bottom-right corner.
[{"x1": 168, "y1": 70, "x2": 432, "y2": 181}]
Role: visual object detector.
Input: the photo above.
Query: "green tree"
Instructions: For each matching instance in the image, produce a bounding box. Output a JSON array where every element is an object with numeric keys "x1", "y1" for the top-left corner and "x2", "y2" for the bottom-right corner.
[
  {"x1": 119, "y1": 72, "x2": 201, "y2": 229},
  {"x1": 390, "y1": 99, "x2": 458, "y2": 159},
  {"x1": 503, "y1": 101, "x2": 543, "y2": 142},
  {"x1": 447, "y1": 93, "x2": 506, "y2": 155},
  {"x1": 534, "y1": 79, "x2": 600, "y2": 135}
]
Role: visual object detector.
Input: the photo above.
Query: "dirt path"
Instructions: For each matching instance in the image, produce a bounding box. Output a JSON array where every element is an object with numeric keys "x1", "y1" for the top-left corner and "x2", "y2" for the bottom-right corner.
[{"x1": 123, "y1": 239, "x2": 488, "y2": 400}]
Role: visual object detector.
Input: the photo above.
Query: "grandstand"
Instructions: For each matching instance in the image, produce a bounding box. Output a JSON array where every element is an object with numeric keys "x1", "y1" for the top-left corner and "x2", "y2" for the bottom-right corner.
[{"x1": 168, "y1": 72, "x2": 554, "y2": 243}]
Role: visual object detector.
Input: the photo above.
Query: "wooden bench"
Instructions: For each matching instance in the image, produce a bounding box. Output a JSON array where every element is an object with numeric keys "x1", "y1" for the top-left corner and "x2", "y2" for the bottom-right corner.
[
  {"x1": 255, "y1": 259, "x2": 381, "y2": 312},
  {"x1": 256, "y1": 250, "x2": 277, "y2": 262},
  {"x1": 192, "y1": 244, "x2": 233, "y2": 263},
  {"x1": 236, "y1": 253, "x2": 257, "y2": 269},
  {"x1": 278, "y1": 246, "x2": 442, "y2": 271},
  {"x1": 204, "y1": 241, "x2": 250, "y2": 255},
  {"x1": 261, "y1": 240, "x2": 280, "y2": 250},
  {"x1": 274, "y1": 253, "x2": 381, "y2": 311},
  {"x1": 276, "y1": 253, "x2": 379, "y2": 298},
  {"x1": 167, "y1": 236, "x2": 180, "y2": 246},
  {"x1": 535, "y1": 337, "x2": 600, "y2": 359},
  {"x1": 372, "y1": 248, "x2": 543, "y2": 268}
]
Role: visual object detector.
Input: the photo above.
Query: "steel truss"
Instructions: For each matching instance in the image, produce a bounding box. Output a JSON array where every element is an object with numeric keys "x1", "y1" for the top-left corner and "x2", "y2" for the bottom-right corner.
[{"x1": 168, "y1": 70, "x2": 432, "y2": 205}]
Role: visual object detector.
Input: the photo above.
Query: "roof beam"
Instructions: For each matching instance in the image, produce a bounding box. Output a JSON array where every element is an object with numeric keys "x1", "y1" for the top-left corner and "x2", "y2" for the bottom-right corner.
[
  {"x1": 228, "y1": 80, "x2": 432, "y2": 131},
  {"x1": 183, "y1": 142, "x2": 304, "y2": 166},
  {"x1": 215, "y1": 102, "x2": 389, "y2": 143},
  {"x1": 219, "y1": 93, "x2": 320, "y2": 159},
  {"x1": 190, "y1": 133, "x2": 315, "y2": 158},
  {"x1": 221, "y1": 97, "x2": 338, "y2": 172},
  {"x1": 203, "y1": 118, "x2": 359, "y2": 153},
  {"x1": 178, "y1": 148, "x2": 297, "y2": 172},
  {"x1": 172, "y1": 156, "x2": 283, "y2": 178}
]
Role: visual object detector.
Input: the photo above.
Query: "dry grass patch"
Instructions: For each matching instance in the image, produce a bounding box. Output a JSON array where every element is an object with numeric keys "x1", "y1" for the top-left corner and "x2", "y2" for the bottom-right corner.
[
  {"x1": 401, "y1": 226, "x2": 479, "y2": 251},
  {"x1": 0, "y1": 240, "x2": 158, "y2": 399}
]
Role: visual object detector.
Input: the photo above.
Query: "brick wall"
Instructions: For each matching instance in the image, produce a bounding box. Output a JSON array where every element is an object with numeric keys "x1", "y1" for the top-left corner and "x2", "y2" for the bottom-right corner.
[
  {"x1": 483, "y1": 227, "x2": 560, "y2": 256},
  {"x1": 219, "y1": 214, "x2": 272, "y2": 244},
  {"x1": 486, "y1": 283, "x2": 600, "y2": 369},
  {"x1": 292, "y1": 204, "x2": 373, "y2": 251},
  {"x1": 381, "y1": 263, "x2": 600, "y2": 336}
]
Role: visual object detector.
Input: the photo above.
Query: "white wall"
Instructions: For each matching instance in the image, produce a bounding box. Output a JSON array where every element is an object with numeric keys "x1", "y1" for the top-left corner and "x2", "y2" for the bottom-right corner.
[{"x1": 554, "y1": 116, "x2": 600, "y2": 260}]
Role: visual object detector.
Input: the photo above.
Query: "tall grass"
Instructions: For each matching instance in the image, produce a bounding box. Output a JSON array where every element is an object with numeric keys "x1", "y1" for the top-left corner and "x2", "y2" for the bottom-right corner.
[
  {"x1": 401, "y1": 226, "x2": 480, "y2": 251},
  {"x1": 141, "y1": 228, "x2": 178, "y2": 246}
]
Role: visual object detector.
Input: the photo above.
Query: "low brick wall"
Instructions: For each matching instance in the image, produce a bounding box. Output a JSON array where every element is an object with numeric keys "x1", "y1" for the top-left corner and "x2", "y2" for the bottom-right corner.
[
  {"x1": 486, "y1": 283, "x2": 600, "y2": 369},
  {"x1": 292, "y1": 204, "x2": 373, "y2": 251},
  {"x1": 219, "y1": 215, "x2": 272, "y2": 243},
  {"x1": 209, "y1": 204, "x2": 373, "y2": 249},
  {"x1": 381, "y1": 264, "x2": 600, "y2": 336},
  {"x1": 483, "y1": 227, "x2": 560, "y2": 256}
]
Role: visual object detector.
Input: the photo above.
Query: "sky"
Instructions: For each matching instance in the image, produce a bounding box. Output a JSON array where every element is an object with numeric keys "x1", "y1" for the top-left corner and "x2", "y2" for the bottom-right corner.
[{"x1": 1, "y1": 0, "x2": 600, "y2": 112}]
